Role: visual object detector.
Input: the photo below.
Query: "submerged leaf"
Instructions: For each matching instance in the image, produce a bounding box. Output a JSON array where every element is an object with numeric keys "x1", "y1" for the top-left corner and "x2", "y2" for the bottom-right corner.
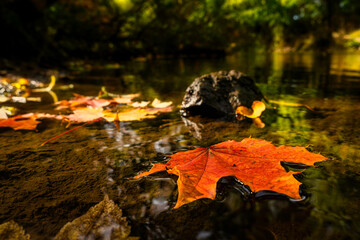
[
  {"x1": 268, "y1": 99, "x2": 318, "y2": 112},
  {"x1": 135, "y1": 138, "x2": 326, "y2": 208},
  {"x1": 54, "y1": 195, "x2": 132, "y2": 240}
]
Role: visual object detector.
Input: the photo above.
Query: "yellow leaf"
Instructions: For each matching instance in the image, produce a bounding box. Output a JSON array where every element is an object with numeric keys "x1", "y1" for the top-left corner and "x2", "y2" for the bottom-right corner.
[
  {"x1": 151, "y1": 98, "x2": 172, "y2": 108},
  {"x1": 103, "y1": 107, "x2": 172, "y2": 122},
  {"x1": 66, "y1": 108, "x2": 104, "y2": 122},
  {"x1": 236, "y1": 101, "x2": 266, "y2": 119}
]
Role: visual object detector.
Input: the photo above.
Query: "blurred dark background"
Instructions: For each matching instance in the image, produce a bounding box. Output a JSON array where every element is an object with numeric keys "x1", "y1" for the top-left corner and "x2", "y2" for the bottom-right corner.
[{"x1": 1, "y1": 0, "x2": 360, "y2": 64}]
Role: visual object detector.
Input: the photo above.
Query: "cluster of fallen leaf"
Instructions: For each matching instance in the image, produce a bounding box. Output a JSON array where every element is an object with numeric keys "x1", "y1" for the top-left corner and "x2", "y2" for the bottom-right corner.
[
  {"x1": 0, "y1": 90, "x2": 173, "y2": 132},
  {"x1": 0, "y1": 76, "x2": 33, "y2": 102},
  {"x1": 0, "y1": 75, "x2": 59, "y2": 130},
  {"x1": 55, "y1": 93, "x2": 172, "y2": 124},
  {"x1": 0, "y1": 75, "x2": 55, "y2": 103}
]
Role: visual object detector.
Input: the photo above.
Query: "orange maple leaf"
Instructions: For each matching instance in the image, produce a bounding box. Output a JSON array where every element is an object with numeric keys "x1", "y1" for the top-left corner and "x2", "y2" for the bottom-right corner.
[
  {"x1": 56, "y1": 93, "x2": 142, "y2": 110},
  {"x1": 56, "y1": 94, "x2": 110, "y2": 110},
  {"x1": 135, "y1": 138, "x2": 327, "y2": 208},
  {"x1": 66, "y1": 108, "x2": 105, "y2": 123},
  {"x1": 0, "y1": 114, "x2": 41, "y2": 130}
]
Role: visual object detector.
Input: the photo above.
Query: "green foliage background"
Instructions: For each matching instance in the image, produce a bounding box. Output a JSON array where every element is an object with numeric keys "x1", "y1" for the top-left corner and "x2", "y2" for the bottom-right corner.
[{"x1": 1, "y1": 0, "x2": 360, "y2": 62}]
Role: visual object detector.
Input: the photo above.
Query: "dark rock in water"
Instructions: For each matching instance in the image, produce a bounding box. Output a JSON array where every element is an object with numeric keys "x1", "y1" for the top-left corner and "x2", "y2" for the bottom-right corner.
[
  {"x1": 181, "y1": 70, "x2": 264, "y2": 118},
  {"x1": 181, "y1": 115, "x2": 253, "y2": 142}
]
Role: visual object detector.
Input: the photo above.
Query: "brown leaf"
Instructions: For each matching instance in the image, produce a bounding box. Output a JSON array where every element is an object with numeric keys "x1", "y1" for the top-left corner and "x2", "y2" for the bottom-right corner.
[
  {"x1": 0, "y1": 221, "x2": 30, "y2": 240},
  {"x1": 54, "y1": 195, "x2": 132, "y2": 240}
]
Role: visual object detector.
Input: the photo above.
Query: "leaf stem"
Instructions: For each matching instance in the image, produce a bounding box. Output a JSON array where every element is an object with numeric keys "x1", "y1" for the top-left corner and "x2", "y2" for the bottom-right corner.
[{"x1": 40, "y1": 117, "x2": 103, "y2": 146}]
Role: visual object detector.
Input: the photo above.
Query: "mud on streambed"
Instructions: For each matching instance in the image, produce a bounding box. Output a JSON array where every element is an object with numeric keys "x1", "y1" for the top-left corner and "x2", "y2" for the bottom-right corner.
[{"x1": 0, "y1": 119, "x2": 166, "y2": 239}]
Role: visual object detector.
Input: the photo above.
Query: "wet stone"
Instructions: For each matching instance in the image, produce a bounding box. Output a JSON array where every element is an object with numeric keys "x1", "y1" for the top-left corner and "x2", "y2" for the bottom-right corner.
[{"x1": 181, "y1": 70, "x2": 264, "y2": 118}]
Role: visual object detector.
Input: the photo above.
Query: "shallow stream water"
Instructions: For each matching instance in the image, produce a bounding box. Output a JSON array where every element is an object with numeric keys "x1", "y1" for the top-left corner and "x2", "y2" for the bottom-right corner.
[{"x1": 1, "y1": 51, "x2": 360, "y2": 239}]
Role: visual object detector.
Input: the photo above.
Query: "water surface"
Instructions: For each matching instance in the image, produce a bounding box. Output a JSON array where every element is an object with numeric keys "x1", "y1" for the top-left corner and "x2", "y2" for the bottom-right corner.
[{"x1": 1, "y1": 51, "x2": 360, "y2": 239}]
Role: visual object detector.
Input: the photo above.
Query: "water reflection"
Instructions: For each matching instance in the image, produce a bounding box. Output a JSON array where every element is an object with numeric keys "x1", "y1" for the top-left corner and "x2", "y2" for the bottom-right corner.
[{"x1": 65, "y1": 51, "x2": 360, "y2": 104}]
